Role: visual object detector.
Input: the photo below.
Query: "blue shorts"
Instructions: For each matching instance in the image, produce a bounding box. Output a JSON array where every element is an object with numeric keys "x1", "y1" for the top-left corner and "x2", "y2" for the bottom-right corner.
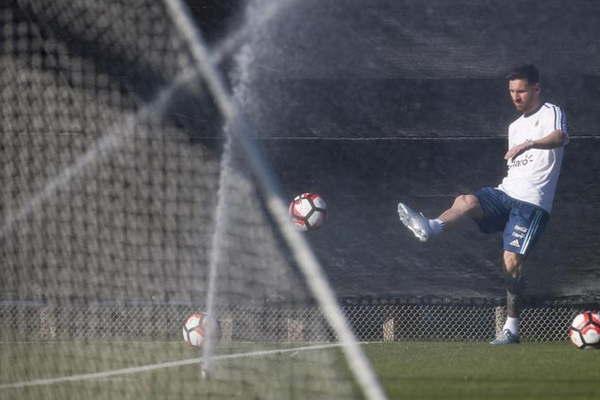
[{"x1": 473, "y1": 187, "x2": 549, "y2": 256}]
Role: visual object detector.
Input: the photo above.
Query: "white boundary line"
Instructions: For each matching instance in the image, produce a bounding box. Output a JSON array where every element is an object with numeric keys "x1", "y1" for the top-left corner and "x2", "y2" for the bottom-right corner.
[{"x1": 0, "y1": 342, "x2": 367, "y2": 390}]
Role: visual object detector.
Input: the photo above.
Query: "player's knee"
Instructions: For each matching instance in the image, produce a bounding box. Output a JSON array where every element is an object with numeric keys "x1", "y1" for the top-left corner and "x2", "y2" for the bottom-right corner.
[
  {"x1": 454, "y1": 194, "x2": 479, "y2": 211},
  {"x1": 503, "y1": 252, "x2": 522, "y2": 277}
]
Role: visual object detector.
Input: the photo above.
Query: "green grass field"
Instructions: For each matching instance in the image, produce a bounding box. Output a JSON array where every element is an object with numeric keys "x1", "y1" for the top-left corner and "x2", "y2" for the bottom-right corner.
[
  {"x1": 1, "y1": 340, "x2": 599, "y2": 399},
  {"x1": 367, "y1": 342, "x2": 600, "y2": 400}
]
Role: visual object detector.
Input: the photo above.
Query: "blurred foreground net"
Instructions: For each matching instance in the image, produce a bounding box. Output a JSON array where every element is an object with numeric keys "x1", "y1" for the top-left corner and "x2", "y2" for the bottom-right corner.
[{"x1": 0, "y1": 0, "x2": 368, "y2": 398}]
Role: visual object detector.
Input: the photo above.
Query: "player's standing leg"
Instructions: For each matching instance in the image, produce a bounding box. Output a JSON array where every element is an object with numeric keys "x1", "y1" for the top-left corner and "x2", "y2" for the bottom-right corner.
[
  {"x1": 490, "y1": 251, "x2": 524, "y2": 345},
  {"x1": 397, "y1": 194, "x2": 484, "y2": 241},
  {"x1": 491, "y1": 202, "x2": 549, "y2": 345}
]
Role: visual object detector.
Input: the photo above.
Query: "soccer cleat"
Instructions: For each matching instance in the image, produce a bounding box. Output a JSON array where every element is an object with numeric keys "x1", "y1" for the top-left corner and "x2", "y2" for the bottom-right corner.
[
  {"x1": 397, "y1": 202, "x2": 430, "y2": 242},
  {"x1": 490, "y1": 329, "x2": 520, "y2": 345}
]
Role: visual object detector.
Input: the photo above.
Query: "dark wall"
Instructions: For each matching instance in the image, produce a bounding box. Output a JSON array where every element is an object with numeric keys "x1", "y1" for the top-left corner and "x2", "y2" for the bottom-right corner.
[
  {"x1": 240, "y1": 0, "x2": 600, "y2": 139},
  {"x1": 179, "y1": 0, "x2": 600, "y2": 301},
  {"x1": 185, "y1": 0, "x2": 243, "y2": 43},
  {"x1": 231, "y1": 0, "x2": 600, "y2": 301}
]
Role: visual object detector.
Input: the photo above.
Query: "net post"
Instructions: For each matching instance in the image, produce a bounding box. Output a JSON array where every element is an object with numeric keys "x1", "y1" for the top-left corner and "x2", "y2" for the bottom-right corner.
[
  {"x1": 383, "y1": 318, "x2": 395, "y2": 342},
  {"x1": 495, "y1": 306, "x2": 506, "y2": 336},
  {"x1": 287, "y1": 318, "x2": 305, "y2": 342},
  {"x1": 220, "y1": 315, "x2": 233, "y2": 343}
]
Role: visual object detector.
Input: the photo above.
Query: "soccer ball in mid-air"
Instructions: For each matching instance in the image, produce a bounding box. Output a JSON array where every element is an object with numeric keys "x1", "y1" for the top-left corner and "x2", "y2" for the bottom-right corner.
[
  {"x1": 289, "y1": 193, "x2": 327, "y2": 231},
  {"x1": 568, "y1": 311, "x2": 600, "y2": 349},
  {"x1": 182, "y1": 312, "x2": 218, "y2": 347}
]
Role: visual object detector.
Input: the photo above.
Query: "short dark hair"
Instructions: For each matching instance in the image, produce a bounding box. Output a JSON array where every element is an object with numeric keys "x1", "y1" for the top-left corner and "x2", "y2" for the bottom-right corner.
[{"x1": 506, "y1": 64, "x2": 540, "y2": 84}]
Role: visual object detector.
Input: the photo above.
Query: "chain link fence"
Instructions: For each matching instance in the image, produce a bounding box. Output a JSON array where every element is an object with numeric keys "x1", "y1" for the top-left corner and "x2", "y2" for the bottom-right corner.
[{"x1": 1, "y1": 299, "x2": 593, "y2": 343}]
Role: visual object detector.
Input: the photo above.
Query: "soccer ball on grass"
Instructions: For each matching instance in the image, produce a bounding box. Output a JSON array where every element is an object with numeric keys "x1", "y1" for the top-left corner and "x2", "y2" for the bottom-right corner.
[
  {"x1": 182, "y1": 312, "x2": 219, "y2": 347},
  {"x1": 568, "y1": 311, "x2": 600, "y2": 349}
]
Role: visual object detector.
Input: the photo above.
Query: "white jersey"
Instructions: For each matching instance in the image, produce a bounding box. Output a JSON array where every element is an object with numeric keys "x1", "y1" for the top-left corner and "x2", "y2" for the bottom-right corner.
[{"x1": 497, "y1": 102, "x2": 568, "y2": 213}]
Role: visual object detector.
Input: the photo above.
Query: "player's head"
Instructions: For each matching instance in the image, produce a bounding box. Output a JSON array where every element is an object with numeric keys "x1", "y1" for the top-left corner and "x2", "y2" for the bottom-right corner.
[{"x1": 506, "y1": 64, "x2": 541, "y2": 114}]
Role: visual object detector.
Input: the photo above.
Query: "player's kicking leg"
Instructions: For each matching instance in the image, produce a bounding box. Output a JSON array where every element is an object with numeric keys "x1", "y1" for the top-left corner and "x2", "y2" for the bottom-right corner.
[
  {"x1": 397, "y1": 194, "x2": 483, "y2": 242},
  {"x1": 396, "y1": 203, "x2": 431, "y2": 242}
]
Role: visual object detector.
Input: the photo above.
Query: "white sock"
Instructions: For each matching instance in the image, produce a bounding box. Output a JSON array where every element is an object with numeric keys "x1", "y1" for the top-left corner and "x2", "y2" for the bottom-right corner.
[
  {"x1": 428, "y1": 218, "x2": 445, "y2": 236},
  {"x1": 503, "y1": 317, "x2": 520, "y2": 336}
]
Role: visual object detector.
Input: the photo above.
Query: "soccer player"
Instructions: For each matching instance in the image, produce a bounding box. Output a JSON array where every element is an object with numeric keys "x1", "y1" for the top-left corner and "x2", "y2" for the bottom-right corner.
[{"x1": 397, "y1": 64, "x2": 568, "y2": 345}]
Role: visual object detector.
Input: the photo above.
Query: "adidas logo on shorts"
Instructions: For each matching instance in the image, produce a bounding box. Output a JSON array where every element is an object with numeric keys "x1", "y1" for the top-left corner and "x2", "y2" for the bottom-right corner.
[{"x1": 509, "y1": 239, "x2": 521, "y2": 248}]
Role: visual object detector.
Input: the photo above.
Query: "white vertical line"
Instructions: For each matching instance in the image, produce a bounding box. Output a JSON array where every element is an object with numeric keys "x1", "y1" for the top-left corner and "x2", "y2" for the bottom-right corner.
[{"x1": 201, "y1": 131, "x2": 233, "y2": 377}]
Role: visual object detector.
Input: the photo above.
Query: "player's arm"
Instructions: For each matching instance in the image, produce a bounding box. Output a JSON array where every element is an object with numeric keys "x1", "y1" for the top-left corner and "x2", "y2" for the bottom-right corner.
[
  {"x1": 504, "y1": 129, "x2": 568, "y2": 160},
  {"x1": 529, "y1": 129, "x2": 569, "y2": 149}
]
